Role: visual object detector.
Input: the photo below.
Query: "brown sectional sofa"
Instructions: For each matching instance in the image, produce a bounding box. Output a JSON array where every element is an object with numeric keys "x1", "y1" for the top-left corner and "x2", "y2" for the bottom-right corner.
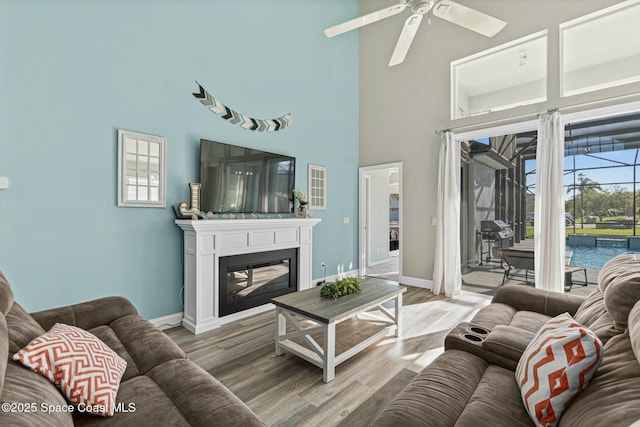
[
  {"x1": 0, "y1": 272, "x2": 264, "y2": 426},
  {"x1": 375, "y1": 253, "x2": 640, "y2": 426}
]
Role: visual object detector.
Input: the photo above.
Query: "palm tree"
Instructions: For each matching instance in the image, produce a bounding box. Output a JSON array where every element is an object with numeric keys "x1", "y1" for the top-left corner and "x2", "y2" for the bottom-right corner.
[{"x1": 566, "y1": 173, "x2": 602, "y2": 228}]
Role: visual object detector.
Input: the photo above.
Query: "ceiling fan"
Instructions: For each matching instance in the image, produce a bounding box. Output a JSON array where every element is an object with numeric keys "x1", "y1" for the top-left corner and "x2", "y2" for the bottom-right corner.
[{"x1": 324, "y1": 0, "x2": 507, "y2": 66}]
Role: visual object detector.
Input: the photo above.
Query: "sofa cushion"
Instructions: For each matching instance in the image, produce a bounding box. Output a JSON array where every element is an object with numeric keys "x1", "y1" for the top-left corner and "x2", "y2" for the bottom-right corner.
[
  {"x1": 30, "y1": 296, "x2": 139, "y2": 332},
  {"x1": 145, "y1": 358, "x2": 265, "y2": 427},
  {"x1": 632, "y1": 301, "x2": 640, "y2": 365},
  {"x1": 515, "y1": 313, "x2": 603, "y2": 427},
  {"x1": 86, "y1": 325, "x2": 140, "y2": 382},
  {"x1": 105, "y1": 314, "x2": 186, "y2": 376},
  {"x1": 573, "y1": 289, "x2": 622, "y2": 344},
  {"x1": 6, "y1": 303, "x2": 46, "y2": 355},
  {"x1": 0, "y1": 272, "x2": 13, "y2": 396},
  {"x1": 491, "y1": 285, "x2": 584, "y2": 318},
  {"x1": 0, "y1": 273, "x2": 14, "y2": 318},
  {"x1": 597, "y1": 252, "x2": 640, "y2": 327},
  {"x1": 466, "y1": 303, "x2": 551, "y2": 337},
  {"x1": 509, "y1": 311, "x2": 552, "y2": 333},
  {"x1": 559, "y1": 309, "x2": 640, "y2": 426},
  {"x1": 482, "y1": 325, "x2": 536, "y2": 363},
  {"x1": 72, "y1": 359, "x2": 265, "y2": 427},
  {"x1": 0, "y1": 361, "x2": 74, "y2": 426},
  {"x1": 13, "y1": 323, "x2": 127, "y2": 416},
  {"x1": 73, "y1": 374, "x2": 191, "y2": 427},
  {"x1": 2, "y1": 298, "x2": 75, "y2": 426},
  {"x1": 373, "y1": 349, "x2": 533, "y2": 427}
]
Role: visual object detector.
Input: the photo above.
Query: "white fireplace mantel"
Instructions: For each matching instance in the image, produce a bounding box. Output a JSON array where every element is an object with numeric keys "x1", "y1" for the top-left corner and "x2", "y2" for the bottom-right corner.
[{"x1": 175, "y1": 217, "x2": 321, "y2": 334}]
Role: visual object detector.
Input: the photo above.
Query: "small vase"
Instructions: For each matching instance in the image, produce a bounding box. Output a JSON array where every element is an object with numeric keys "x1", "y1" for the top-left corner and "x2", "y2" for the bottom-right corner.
[{"x1": 297, "y1": 205, "x2": 307, "y2": 218}]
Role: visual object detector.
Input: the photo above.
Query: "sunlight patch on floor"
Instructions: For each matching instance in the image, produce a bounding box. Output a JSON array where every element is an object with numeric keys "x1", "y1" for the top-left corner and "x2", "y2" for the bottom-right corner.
[{"x1": 409, "y1": 346, "x2": 445, "y2": 372}]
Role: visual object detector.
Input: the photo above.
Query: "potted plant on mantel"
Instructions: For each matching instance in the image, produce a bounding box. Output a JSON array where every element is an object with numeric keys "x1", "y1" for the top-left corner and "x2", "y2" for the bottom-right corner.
[{"x1": 294, "y1": 189, "x2": 308, "y2": 218}]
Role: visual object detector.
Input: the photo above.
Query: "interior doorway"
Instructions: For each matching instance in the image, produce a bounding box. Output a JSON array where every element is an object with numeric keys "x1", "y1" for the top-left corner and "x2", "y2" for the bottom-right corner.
[{"x1": 359, "y1": 163, "x2": 402, "y2": 282}]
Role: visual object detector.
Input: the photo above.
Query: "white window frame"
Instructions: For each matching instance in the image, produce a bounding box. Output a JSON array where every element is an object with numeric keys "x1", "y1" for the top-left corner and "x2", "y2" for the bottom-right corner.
[
  {"x1": 560, "y1": 0, "x2": 640, "y2": 97},
  {"x1": 117, "y1": 129, "x2": 166, "y2": 208},
  {"x1": 450, "y1": 30, "x2": 548, "y2": 120},
  {"x1": 308, "y1": 164, "x2": 327, "y2": 211}
]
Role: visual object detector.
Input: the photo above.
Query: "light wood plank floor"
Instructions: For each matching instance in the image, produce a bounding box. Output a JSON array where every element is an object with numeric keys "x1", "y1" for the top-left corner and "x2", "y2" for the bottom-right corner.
[{"x1": 165, "y1": 286, "x2": 490, "y2": 427}]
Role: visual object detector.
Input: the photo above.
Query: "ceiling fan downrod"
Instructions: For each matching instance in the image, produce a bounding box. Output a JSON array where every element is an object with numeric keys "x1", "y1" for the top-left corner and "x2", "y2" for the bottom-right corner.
[{"x1": 411, "y1": 0, "x2": 436, "y2": 15}]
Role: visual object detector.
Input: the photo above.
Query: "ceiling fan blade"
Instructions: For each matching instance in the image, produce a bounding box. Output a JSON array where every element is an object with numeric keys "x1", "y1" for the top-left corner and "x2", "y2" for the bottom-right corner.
[
  {"x1": 324, "y1": 2, "x2": 407, "y2": 38},
  {"x1": 388, "y1": 14, "x2": 423, "y2": 67},
  {"x1": 432, "y1": 0, "x2": 506, "y2": 37}
]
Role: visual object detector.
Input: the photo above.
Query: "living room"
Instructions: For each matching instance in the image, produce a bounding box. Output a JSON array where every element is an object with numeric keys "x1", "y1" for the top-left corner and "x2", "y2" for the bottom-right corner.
[{"x1": 2, "y1": 0, "x2": 640, "y2": 426}]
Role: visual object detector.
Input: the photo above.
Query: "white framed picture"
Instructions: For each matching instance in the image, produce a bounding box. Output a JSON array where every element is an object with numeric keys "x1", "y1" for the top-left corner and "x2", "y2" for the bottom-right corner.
[
  {"x1": 308, "y1": 164, "x2": 327, "y2": 210},
  {"x1": 117, "y1": 129, "x2": 166, "y2": 208}
]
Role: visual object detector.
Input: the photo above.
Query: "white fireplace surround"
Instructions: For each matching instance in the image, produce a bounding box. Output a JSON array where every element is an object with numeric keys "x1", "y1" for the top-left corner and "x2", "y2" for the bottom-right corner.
[{"x1": 175, "y1": 218, "x2": 321, "y2": 334}]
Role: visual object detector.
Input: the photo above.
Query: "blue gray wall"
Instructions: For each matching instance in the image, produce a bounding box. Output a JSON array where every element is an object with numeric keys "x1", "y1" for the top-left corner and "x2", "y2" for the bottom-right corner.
[{"x1": 0, "y1": 0, "x2": 359, "y2": 319}]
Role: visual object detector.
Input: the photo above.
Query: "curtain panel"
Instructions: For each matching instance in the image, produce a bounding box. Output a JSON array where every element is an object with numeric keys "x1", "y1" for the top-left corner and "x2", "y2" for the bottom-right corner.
[
  {"x1": 433, "y1": 131, "x2": 462, "y2": 296},
  {"x1": 534, "y1": 110, "x2": 566, "y2": 293}
]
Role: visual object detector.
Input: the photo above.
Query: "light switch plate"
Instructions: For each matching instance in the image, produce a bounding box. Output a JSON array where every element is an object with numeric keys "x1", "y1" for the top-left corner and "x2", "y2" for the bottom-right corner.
[{"x1": 0, "y1": 177, "x2": 8, "y2": 189}]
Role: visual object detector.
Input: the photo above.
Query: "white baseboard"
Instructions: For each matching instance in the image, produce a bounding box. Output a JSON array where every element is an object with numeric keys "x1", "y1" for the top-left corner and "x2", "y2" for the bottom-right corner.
[
  {"x1": 313, "y1": 269, "x2": 359, "y2": 286},
  {"x1": 149, "y1": 312, "x2": 183, "y2": 330},
  {"x1": 399, "y1": 275, "x2": 433, "y2": 289}
]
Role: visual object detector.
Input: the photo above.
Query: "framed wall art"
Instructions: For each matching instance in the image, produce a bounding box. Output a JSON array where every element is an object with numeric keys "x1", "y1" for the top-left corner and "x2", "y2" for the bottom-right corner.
[
  {"x1": 117, "y1": 129, "x2": 166, "y2": 207},
  {"x1": 308, "y1": 164, "x2": 327, "y2": 211}
]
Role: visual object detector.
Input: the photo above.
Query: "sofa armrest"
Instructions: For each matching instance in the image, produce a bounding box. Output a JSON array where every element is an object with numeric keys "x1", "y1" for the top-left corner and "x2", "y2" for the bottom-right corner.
[
  {"x1": 482, "y1": 325, "x2": 536, "y2": 365},
  {"x1": 30, "y1": 296, "x2": 139, "y2": 331},
  {"x1": 492, "y1": 285, "x2": 585, "y2": 317}
]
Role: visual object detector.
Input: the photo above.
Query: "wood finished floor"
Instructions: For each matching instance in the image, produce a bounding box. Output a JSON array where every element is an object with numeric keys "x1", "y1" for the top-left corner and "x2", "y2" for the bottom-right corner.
[{"x1": 165, "y1": 286, "x2": 490, "y2": 427}]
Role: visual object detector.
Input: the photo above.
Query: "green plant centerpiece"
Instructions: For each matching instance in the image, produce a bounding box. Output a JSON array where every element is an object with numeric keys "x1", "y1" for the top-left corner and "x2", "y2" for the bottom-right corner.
[{"x1": 320, "y1": 277, "x2": 361, "y2": 300}]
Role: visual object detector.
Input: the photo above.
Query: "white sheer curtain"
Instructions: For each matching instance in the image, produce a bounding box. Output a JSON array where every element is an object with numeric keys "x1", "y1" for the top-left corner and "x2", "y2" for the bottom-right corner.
[
  {"x1": 534, "y1": 110, "x2": 566, "y2": 293},
  {"x1": 433, "y1": 131, "x2": 462, "y2": 297}
]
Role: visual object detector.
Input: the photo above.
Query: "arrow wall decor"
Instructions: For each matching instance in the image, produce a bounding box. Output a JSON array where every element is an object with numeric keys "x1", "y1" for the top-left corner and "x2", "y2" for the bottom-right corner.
[{"x1": 192, "y1": 82, "x2": 293, "y2": 132}]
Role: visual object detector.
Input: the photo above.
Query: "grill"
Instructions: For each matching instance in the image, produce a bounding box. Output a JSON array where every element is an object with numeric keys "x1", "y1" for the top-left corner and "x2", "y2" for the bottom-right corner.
[
  {"x1": 481, "y1": 220, "x2": 514, "y2": 246},
  {"x1": 479, "y1": 220, "x2": 514, "y2": 263}
]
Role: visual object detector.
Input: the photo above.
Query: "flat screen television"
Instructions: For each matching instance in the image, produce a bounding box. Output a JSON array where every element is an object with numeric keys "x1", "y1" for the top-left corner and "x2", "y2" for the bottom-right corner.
[{"x1": 200, "y1": 139, "x2": 295, "y2": 213}]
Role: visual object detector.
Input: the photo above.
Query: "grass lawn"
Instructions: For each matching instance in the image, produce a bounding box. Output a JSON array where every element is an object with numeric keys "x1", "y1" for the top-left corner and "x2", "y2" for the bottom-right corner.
[{"x1": 526, "y1": 226, "x2": 640, "y2": 239}]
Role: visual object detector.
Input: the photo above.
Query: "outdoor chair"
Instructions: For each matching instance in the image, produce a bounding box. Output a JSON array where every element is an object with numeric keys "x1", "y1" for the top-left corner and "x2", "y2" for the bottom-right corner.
[
  {"x1": 500, "y1": 248, "x2": 535, "y2": 285},
  {"x1": 500, "y1": 248, "x2": 588, "y2": 291}
]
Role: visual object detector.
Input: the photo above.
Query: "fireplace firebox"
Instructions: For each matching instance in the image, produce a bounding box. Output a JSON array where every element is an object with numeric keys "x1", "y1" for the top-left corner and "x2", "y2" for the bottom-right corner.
[{"x1": 219, "y1": 248, "x2": 298, "y2": 316}]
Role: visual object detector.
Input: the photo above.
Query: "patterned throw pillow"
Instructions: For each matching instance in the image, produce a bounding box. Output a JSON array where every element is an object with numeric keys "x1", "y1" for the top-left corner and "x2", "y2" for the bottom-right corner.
[
  {"x1": 13, "y1": 323, "x2": 127, "y2": 416},
  {"x1": 515, "y1": 313, "x2": 603, "y2": 427}
]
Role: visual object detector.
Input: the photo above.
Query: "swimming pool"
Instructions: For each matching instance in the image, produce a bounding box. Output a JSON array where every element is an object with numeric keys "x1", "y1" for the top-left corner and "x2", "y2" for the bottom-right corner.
[{"x1": 567, "y1": 245, "x2": 639, "y2": 270}]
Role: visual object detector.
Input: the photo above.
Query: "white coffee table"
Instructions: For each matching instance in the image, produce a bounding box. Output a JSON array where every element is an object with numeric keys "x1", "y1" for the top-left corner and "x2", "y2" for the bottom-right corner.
[{"x1": 271, "y1": 278, "x2": 406, "y2": 383}]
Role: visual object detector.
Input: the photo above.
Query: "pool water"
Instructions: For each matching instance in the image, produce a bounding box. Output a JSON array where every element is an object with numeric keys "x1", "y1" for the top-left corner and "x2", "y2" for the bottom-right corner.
[{"x1": 567, "y1": 245, "x2": 639, "y2": 270}]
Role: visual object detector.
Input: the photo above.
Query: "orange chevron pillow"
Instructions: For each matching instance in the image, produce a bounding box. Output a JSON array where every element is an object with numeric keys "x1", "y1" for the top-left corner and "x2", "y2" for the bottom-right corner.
[
  {"x1": 13, "y1": 323, "x2": 127, "y2": 416},
  {"x1": 515, "y1": 313, "x2": 603, "y2": 427}
]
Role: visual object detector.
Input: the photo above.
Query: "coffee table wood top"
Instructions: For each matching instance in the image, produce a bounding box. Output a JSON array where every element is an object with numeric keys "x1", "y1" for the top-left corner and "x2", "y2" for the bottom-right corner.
[{"x1": 271, "y1": 277, "x2": 406, "y2": 324}]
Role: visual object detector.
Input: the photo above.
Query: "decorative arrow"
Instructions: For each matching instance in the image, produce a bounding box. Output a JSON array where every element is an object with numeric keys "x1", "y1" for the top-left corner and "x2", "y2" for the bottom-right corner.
[
  {"x1": 221, "y1": 106, "x2": 233, "y2": 120},
  {"x1": 192, "y1": 82, "x2": 293, "y2": 132}
]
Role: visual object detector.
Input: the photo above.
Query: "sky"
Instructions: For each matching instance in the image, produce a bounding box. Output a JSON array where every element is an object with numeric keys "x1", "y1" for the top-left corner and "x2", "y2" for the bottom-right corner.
[{"x1": 526, "y1": 147, "x2": 639, "y2": 193}]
